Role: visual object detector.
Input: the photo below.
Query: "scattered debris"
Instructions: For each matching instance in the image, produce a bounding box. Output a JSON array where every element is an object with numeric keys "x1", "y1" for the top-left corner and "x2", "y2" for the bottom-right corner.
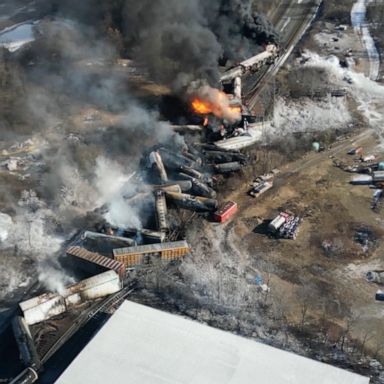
[
  {"x1": 366, "y1": 271, "x2": 384, "y2": 284},
  {"x1": 268, "y1": 212, "x2": 302, "y2": 240},
  {"x1": 362, "y1": 154, "x2": 376, "y2": 162},
  {"x1": 371, "y1": 189, "x2": 382, "y2": 210},
  {"x1": 354, "y1": 227, "x2": 376, "y2": 252},
  {"x1": 254, "y1": 275, "x2": 270, "y2": 292}
]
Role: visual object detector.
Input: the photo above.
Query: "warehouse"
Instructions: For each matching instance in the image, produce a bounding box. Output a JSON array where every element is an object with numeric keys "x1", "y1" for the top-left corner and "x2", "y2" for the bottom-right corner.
[{"x1": 56, "y1": 301, "x2": 369, "y2": 384}]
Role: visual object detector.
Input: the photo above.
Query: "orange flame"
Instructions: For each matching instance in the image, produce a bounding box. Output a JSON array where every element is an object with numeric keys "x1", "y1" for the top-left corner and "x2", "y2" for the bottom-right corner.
[
  {"x1": 230, "y1": 106, "x2": 242, "y2": 114},
  {"x1": 192, "y1": 99, "x2": 212, "y2": 115},
  {"x1": 190, "y1": 87, "x2": 241, "y2": 122}
]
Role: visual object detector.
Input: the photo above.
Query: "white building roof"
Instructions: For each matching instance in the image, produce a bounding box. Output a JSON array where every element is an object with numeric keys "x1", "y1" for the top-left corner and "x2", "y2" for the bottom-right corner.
[{"x1": 56, "y1": 301, "x2": 369, "y2": 384}]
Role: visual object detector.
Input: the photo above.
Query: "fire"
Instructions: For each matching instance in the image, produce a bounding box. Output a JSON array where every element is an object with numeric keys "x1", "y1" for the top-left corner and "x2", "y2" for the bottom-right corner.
[
  {"x1": 190, "y1": 86, "x2": 241, "y2": 123},
  {"x1": 230, "y1": 106, "x2": 242, "y2": 114},
  {"x1": 192, "y1": 99, "x2": 212, "y2": 115}
]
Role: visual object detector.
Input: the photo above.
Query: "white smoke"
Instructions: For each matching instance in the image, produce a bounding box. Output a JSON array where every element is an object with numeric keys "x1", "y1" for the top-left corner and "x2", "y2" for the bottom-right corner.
[
  {"x1": 0, "y1": 154, "x2": 145, "y2": 298},
  {"x1": 37, "y1": 263, "x2": 75, "y2": 295},
  {"x1": 59, "y1": 165, "x2": 97, "y2": 213},
  {"x1": 13, "y1": 190, "x2": 63, "y2": 257},
  {"x1": 94, "y1": 156, "x2": 143, "y2": 229},
  {"x1": 0, "y1": 190, "x2": 72, "y2": 296}
]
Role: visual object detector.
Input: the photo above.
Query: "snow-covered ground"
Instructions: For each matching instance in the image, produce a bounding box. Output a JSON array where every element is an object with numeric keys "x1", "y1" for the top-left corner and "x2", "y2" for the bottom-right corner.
[
  {"x1": 298, "y1": 51, "x2": 384, "y2": 139},
  {"x1": 351, "y1": 0, "x2": 380, "y2": 80},
  {"x1": 0, "y1": 21, "x2": 38, "y2": 52},
  {"x1": 272, "y1": 95, "x2": 351, "y2": 137}
]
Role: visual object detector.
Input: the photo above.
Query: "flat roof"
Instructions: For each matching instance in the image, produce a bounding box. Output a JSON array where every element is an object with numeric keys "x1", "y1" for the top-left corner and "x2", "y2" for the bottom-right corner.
[{"x1": 56, "y1": 301, "x2": 369, "y2": 384}]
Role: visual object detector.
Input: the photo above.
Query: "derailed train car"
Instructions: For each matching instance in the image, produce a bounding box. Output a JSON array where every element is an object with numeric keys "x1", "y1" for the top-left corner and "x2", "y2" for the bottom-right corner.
[
  {"x1": 113, "y1": 240, "x2": 190, "y2": 267},
  {"x1": 154, "y1": 190, "x2": 169, "y2": 233},
  {"x1": 9, "y1": 367, "x2": 38, "y2": 384},
  {"x1": 220, "y1": 44, "x2": 279, "y2": 83}
]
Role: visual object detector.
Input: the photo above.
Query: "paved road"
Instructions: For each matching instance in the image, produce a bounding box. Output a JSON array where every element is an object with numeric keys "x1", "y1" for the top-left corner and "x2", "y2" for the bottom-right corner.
[{"x1": 289, "y1": 129, "x2": 373, "y2": 175}]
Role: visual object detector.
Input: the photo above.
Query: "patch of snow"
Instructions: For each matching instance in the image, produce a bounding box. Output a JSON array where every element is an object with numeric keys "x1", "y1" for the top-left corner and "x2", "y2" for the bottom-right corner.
[
  {"x1": 351, "y1": 0, "x2": 380, "y2": 80},
  {"x1": 5, "y1": 158, "x2": 18, "y2": 171},
  {"x1": 272, "y1": 96, "x2": 351, "y2": 137},
  {"x1": 18, "y1": 277, "x2": 31, "y2": 288},
  {"x1": 0, "y1": 21, "x2": 39, "y2": 52},
  {"x1": 0, "y1": 213, "x2": 13, "y2": 242},
  {"x1": 299, "y1": 51, "x2": 384, "y2": 137}
]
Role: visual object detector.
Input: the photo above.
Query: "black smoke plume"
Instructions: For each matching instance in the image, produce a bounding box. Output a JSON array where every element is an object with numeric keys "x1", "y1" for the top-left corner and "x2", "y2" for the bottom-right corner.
[{"x1": 122, "y1": 0, "x2": 279, "y2": 91}]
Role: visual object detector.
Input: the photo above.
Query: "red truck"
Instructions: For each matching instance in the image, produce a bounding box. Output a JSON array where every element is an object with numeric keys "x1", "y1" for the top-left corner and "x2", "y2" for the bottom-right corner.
[{"x1": 213, "y1": 201, "x2": 238, "y2": 223}]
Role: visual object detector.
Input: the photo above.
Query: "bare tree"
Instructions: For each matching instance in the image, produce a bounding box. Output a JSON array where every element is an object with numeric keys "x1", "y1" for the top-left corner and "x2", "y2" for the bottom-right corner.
[
  {"x1": 372, "y1": 331, "x2": 384, "y2": 360},
  {"x1": 296, "y1": 283, "x2": 317, "y2": 332},
  {"x1": 358, "y1": 330, "x2": 374, "y2": 358},
  {"x1": 338, "y1": 316, "x2": 354, "y2": 352},
  {"x1": 317, "y1": 301, "x2": 330, "y2": 344}
]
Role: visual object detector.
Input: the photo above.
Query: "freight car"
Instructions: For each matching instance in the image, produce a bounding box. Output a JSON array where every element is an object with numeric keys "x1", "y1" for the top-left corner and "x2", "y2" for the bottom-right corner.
[
  {"x1": 9, "y1": 367, "x2": 38, "y2": 384},
  {"x1": 155, "y1": 190, "x2": 168, "y2": 232},
  {"x1": 213, "y1": 201, "x2": 238, "y2": 223},
  {"x1": 66, "y1": 246, "x2": 126, "y2": 281},
  {"x1": 12, "y1": 316, "x2": 41, "y2": 369},
  {"x1": 122, "y1": 228, "x2": 167, "y2": 243},
  {"x1": 220, "y1": 44, "x2": 279, "y2": 83},
  {"x1": 113, "y1": 240, "x2": 190, "y2": 267}
]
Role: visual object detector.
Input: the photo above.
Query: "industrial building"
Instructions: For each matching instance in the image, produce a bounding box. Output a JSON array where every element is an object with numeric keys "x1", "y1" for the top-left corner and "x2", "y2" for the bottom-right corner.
[
  {"x1": 56, "y1": 301, "x2": 369, "y2": 384},
  {"x1": 113, "y1": 240, "x2": 190, "y2": 267}
]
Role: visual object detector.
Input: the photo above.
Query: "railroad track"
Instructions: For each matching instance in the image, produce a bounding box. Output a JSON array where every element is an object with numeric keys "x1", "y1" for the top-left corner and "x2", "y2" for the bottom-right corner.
[
  {"x1": 244, "y1": 0, "x2": 323, "y2": 111},
  {"x1": 40, "y1": 284, "x2": 135, "y2": 364}
]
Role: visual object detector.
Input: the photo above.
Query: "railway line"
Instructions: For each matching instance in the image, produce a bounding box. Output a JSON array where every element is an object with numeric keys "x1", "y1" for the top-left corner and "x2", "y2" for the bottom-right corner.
[
  {"x1": 40, "y1": 284, "x2": 135, "y2": 365},
  {"x1": 243, "y1": 0, "x2": 323, "y2": 111}
]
